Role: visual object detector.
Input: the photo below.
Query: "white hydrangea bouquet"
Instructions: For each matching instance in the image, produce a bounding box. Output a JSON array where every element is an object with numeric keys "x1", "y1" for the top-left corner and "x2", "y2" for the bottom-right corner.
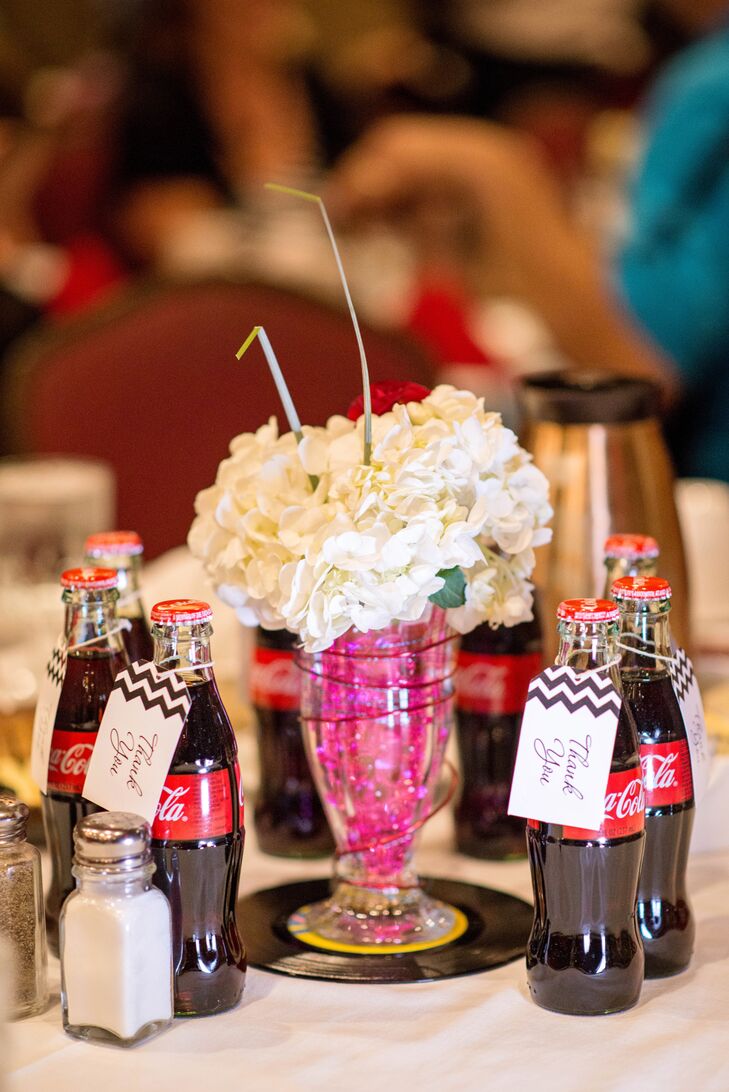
[
  {"x1": 188, "y1": 186, "x2": 552, "y2": 653},
  {"x1": 189, "y1": 381, "x2": 552, "y2": 652}
]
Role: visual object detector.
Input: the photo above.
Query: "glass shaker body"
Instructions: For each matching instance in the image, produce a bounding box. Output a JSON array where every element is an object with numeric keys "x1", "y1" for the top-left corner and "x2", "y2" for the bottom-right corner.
[
  {"x1": 0, "y1": 796, "x2": 48, "y2": 1018},
  {"x1": 60, "y1": 813, "x2": 173, "y2": 1046}
]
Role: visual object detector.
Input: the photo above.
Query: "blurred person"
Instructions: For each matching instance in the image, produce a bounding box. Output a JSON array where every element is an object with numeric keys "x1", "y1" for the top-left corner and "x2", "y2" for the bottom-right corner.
[
  {"x1": 418, "y1": 0, "x2": 655, "y2": 192},
  {"x1": 0, "y1": 62, "x2": 126, "y2": 456},
  {"x1": 331, "y1": 0, "x2": 729, "y2": 481},
  {"x1": 0, "y1": 64, "x2": 125, "y2": 324},
  {"x1": 0, "y1": 3, "x2": 125, "y2": 299},
  {"x1": 110, "y1": 0, "x2": 324, "y2": 270},
  {"x1": 619, "y1": 0, "x2": 729, "y2": 479},
  {"x1": 332, "y1": 116, "x2": 673, "y2": 387}
]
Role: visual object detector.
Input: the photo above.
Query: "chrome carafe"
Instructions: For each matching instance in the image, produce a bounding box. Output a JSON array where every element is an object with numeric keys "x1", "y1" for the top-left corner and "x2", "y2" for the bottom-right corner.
[{"x1": 519, "y1": 372, "x2": 689, "y2": 659}]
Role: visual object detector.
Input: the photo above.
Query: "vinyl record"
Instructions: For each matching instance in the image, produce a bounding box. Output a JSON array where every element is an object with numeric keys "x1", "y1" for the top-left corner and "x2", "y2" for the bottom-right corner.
[{"x1": 237, "y1": 876, "x2": 532, "y2": 984}]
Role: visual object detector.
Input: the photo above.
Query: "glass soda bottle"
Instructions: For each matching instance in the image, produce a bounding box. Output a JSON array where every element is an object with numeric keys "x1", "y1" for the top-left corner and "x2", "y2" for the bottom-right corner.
[
  {"x1": 526, "y1": 598, "x2": 645, "y2": 1015},
  {"x1": 150, "y1": 599, "x2": 246, "y2": 1016},
  {"x1": 42, "y1": 567, "x2": 129, "y2": 955},
  {"x1": 84, "y1": 531, "x2": 153, "y2": 662},
  {"x1": 613, "y1": 575, "x2": 695, "y2": 977},
  {"x1": 454, "y1": 611, "x2": 542, "y2": 859},
  {"x1": 603, "y1": 533, "x2": 659, "y2": 597},
  {"x1": 252, "y1": 627, "x2": 333, "y2": 857}
]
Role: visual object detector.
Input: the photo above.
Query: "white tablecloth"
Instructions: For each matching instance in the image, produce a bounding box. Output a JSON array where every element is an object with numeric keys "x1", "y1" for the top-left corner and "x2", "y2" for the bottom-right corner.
[{"x1": 6, "y1": 791, "x2": 729, "y2": 1092}]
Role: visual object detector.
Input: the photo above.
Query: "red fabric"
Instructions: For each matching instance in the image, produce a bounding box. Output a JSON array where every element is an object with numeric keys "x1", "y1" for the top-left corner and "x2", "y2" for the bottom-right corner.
[
  {"x1": 404, "y1": 279, "x2": 494, "y2": 367},
  {"x1": 48, "y1": 235, "x2": 126, "y2": 317}
]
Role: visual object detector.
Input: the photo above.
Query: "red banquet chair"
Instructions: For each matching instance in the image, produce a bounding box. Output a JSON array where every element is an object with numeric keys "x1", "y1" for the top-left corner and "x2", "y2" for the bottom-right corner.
[{"x1": 2, "y1": 278, "x2": 435, "y2": 558}]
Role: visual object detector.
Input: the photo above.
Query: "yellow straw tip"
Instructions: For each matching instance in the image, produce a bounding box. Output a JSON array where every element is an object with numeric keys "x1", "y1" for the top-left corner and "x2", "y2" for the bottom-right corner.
[
  {"x1": 264, "y1": 182, "x2": 321, "y2": 204},
  {"x1": 236, "y1": 326, "x2": 262, "y2": 359}
]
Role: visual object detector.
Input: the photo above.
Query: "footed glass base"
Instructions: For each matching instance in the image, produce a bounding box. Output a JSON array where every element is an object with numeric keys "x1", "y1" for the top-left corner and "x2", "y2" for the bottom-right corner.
[{"x1": 287, "y1": 881, "x2": 468, "y2": 954}]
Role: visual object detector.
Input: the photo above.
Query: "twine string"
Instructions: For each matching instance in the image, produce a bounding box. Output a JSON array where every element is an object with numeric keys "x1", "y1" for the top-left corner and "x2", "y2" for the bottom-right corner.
[
  {"x1": 67, "y1": 620, "x2": 132, "y2": 653},
  {"x1": 616, "y1": 634, "x2": 676, "y2": 665},
  {"x1": 155, "y1": 656, "x2": 215, "y2": 677},
  {"x1": 564, "y1": 654, "x2": 621, "y2": 676}
]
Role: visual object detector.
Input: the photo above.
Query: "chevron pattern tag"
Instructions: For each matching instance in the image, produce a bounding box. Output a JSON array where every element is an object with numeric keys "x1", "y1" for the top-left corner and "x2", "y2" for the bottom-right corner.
[
  {"x1": 83, "y1": 660, "x2": 192, "y2": 824},
  {"x1": 31, "y1": 637, "x2": 68, "y2": 793},
  {"x1": 508, "y1": 665, "x2": 621, "y2": 829},
  {"x1": 668, "y1": 647, "x2": 710, "y2": 803}
]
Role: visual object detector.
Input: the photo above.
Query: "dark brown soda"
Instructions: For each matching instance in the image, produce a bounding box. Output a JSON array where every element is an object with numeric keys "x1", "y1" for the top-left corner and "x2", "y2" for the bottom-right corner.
[
  {"x1": 151, "y1": 678, "x2": 246, "y2": 1017},
  {"x1": 526, "y1": 702, "x2": 645, "y2": 1015},
  {"x1": 122, "y1": 614, "x2": 154, "y2": 663},
  {"x1": 621, "y1": 671, "x2": 695, "y2": 977},
  {"x1": 253, "y1": 628, "x2": 333, "y2": 858},
  {"x1": 42, "y1": 648, "x2": 127, "y2": 954},
  {"x1": 454, "y1": 615, "x2": 542, "y2": 859}
]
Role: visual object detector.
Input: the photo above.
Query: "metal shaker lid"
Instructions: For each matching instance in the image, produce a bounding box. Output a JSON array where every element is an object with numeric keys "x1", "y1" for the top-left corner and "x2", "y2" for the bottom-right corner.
[
  {"x1": 74, "y1": 812, "x2": 151, "y2": 868},
  {"x1": 0, "y1": 794, "x2": 29, "y2": 843},
  {"x1": 519, "y1": 371, "x2": 656, "y2": 425}
]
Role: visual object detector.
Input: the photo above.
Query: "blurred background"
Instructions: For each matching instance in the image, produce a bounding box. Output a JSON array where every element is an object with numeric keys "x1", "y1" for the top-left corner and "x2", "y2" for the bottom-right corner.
[{"x1": 1, "y1": 0, "x2": 729, "y2": 798}]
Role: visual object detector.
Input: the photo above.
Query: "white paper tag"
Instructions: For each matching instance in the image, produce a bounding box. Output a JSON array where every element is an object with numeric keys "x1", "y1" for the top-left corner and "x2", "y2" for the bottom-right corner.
[
  {"x1": 83, "y1": 661, "x2": 191, "y2": 825},
  {"x1": 31, "y1": 637, "x2": 67, "y2": 793},
  {"x1": 668, "y1": 647, "x2": 710, "y2": 803},
  {"x1": 508, "y1": 665, "x2": 622, "y2": 829}
]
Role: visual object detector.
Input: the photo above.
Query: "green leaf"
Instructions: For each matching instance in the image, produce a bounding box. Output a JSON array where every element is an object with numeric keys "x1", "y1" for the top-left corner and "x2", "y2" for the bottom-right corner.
[{"x1": 429, "y1": 567, "x2": 467, "y2": 609}]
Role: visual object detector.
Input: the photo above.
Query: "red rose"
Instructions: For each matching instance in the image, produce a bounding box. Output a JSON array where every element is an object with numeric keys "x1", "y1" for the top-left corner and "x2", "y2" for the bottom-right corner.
[{"x1": 346, "y1": 381, "x2": 431, "y2": 421}]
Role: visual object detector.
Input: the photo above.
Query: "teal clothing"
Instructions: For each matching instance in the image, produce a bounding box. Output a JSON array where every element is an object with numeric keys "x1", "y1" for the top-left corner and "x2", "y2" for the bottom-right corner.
[{"x1": 619, "y1": 25, "x2": 729, "y2": 481}]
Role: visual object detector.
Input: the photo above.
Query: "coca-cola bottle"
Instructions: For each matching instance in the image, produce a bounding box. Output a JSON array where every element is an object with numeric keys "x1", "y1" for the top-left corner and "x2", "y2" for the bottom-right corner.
[
  {"x1": 42, "y1": 567, "x2": 129, "y2": 955},
  {"x1": 603, "y1": 533, "x2": 659, "y2": 597},
  {"x1": 252, "y1": 627, "x2": 333, "y2": 857},
  {"x1": 526, "y1": 598, "x2": 645, "y2": 1015},
  {"x1": 150, "y1": 599, "x2": 245, "y2": 1016},
  {"x1": 84, "y1": 531, "x2": 153, "y2": 662},
  {"x1": 455, "y1": 612, "x2": 542, "y2": 859},
  {"x1": 613, "y1": 575, "x2": 695, "y2": 977}
]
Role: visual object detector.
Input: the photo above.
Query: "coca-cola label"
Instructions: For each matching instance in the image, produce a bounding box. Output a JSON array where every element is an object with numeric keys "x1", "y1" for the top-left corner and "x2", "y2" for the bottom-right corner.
[
  {"x1": 528, "y1": 766, "x2": 645, "y2": 841},
  {"x1": 152, "y1": 769, "x2": 240, "y2": 841},
  {"x1": 46, "y1": 729, "x2": 95, "y2": 795},
  {"x1": 457, "y1": 651, "x2": 542, "y2": 715},
  {"x1": 251, "y1": 647, "x2": 300, "y2": 711},
  {"x1": 641, "y1": 739, "x2": 693, "y2": 808}
]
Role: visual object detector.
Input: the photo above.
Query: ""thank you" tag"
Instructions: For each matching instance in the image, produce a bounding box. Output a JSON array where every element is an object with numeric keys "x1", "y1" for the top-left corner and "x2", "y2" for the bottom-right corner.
[
  {"x1": 31, "y1": 637, "x2": 67, "y2": 793},
  {"x1": 508, "y1": 665, "x2": 621, "y2": 829},
  {"x1": 83, "y1": 661, "x2": 191, "y2": 824},
  {"x1": 668, "y1": 647, "x2": 710, "y2": 803}
]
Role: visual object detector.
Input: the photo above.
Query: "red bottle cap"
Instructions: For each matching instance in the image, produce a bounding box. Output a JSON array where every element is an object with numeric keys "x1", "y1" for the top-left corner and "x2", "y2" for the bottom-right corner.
[
  {"x1": 60, "y1": 567, "x2": 118, "y2": 591},
  {"x1": 85, "y1": 530, "x2": 144, "y2": 557},
  {"x1": 557, "y1": 598, "x2": 619, "y2": 623},
  {"x1": 612, "y1": 576, "x2": 672, "y2": 602},
  {"x1": 603, "y1": 533, "x2": 659, "y2": 560},
  {"x1": 150, "y1": 599, "x2": 213, "y2": 624}
]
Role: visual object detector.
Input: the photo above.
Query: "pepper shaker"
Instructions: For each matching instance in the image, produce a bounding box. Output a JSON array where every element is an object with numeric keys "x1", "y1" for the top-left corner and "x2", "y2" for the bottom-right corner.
[
  {"x1": 0, "y1": 795, "x2": 48, "y2": 1018},
  {"x1": 60, "y1": 812, "x2": 173, "y2": 1046}
]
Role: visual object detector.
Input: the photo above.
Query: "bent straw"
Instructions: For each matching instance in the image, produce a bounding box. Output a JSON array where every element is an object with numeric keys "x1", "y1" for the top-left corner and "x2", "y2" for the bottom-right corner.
[
  {"x1": 264, "y1": 182, "x2": 372, "y2": 466},
  {"x1": 236, "y1": 325, "x2": 318, "y2": 490}
]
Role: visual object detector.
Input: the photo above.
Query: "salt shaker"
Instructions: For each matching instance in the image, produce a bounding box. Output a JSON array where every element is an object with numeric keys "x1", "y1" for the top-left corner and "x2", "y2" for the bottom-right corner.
[
  {"x1": 0, "y1": 795, "x2": 48, "y2": 1018},
  {"x1": 60, "y1": 812, "x2": 173, "y2": 1046}
]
